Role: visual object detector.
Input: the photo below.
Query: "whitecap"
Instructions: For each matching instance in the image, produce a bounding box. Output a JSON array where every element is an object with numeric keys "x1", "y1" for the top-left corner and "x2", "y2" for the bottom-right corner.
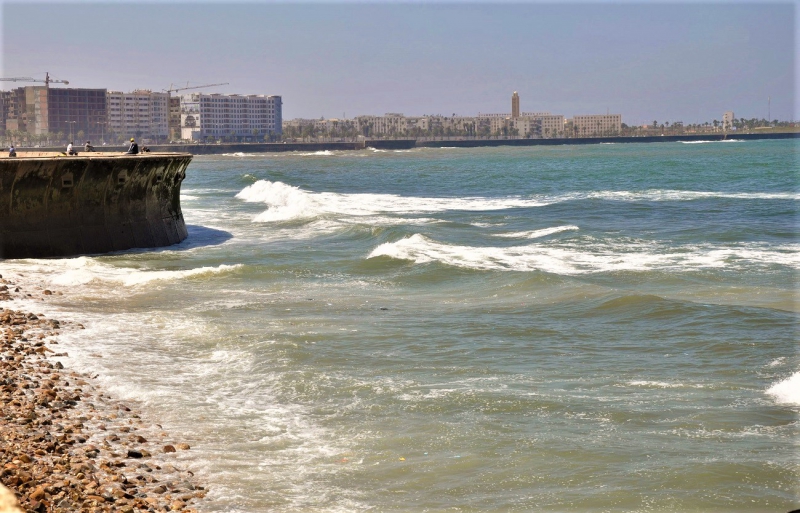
[
  {"x1": 235, "y1": 180, "x2": 554, "y2": 223},
  {"x1": 495, "y1": 225, "x2": 579, "y2": 239},
  {"x1": 766, "y1": 372, "x2": 800, "y2": 405},
  {"x1": 367, "y1": 235, "x2": 800, "y2": 274}
]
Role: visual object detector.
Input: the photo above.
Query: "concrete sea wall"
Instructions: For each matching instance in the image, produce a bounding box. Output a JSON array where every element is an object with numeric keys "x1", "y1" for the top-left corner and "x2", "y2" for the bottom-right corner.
[
  {"x1": 417, "y1": 132, "x2": 799, "y2": 148},
  {"x1": 0, "y1": 153, "x2": 192, "y2": 259}
]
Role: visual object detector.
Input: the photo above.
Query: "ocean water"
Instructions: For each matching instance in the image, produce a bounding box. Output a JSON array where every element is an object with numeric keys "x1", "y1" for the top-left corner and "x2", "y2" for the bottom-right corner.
[{"x1": 2, "y1": 140, "x2": 798, "y2": 512}]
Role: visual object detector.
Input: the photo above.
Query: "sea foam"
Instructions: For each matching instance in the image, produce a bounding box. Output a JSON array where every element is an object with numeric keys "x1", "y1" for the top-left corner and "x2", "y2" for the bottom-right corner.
[
  {"x1": 494, "y1": 225, "x2": 579, "y2": 239},
  {"x1": 235, "y1": 180, "x2": 554, "y2": 223},
  {"x1": 368, "y1": 235, "x2": 800, "y2": 274},
  {"x1": 18, "y1": 257, "x2": 243, "y2": 287},
  {"x1": 235, "y1": 181, "x2": 800, "y2": 226},
  {"x1": 766, "y1": 372, "x2": 800, "y2": 406}
]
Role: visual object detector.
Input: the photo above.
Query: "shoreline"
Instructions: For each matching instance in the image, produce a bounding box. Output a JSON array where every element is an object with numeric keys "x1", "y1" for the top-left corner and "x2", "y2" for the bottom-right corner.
[{"x1": 0, "y1": 275, "x2": 206, "y2": 513}]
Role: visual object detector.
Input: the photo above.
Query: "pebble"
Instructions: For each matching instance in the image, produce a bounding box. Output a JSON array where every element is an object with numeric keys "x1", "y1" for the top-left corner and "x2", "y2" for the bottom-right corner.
[{"x1": 0, "y1": 277, "x2": 207, "y2": 513}]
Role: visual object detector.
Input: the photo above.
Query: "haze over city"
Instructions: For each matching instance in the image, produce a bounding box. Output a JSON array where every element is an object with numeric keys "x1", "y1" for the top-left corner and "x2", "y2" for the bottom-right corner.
[{"x1": 2, "y1": 0, "x2": 796, "y2": 124}]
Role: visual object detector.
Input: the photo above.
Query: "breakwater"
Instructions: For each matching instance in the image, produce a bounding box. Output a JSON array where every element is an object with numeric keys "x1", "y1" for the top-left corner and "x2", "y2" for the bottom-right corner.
[
  {"x1": 416, "y1": 131, "x2": 799, "y2": 148},
  {"x1": 0, "y1": 152, "x2": 192, "y2": 259}
]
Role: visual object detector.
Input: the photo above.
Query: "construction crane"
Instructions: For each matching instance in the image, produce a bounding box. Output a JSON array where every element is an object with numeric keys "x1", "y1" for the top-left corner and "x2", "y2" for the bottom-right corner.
[
  {"x1": 0, "y1": 72, "x2": 69, "y2": 87},
  {"x1": 164, "y1": 82, "x2": 228, "y2": 94}
]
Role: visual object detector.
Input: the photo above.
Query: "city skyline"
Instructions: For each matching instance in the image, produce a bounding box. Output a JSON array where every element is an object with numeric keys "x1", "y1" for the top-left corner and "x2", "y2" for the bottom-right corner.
[{"x1": 2, "y1": 1, "x2": 796, "y2": 124}]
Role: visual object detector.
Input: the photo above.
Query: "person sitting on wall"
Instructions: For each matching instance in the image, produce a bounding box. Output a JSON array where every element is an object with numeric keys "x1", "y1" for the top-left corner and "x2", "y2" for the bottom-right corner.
[
  {"x1": 84, "y1": 140, "x2": 95, "y2": 152},
  {"x1": 66, "y1": 142, "x2": 78, "y2": 155},
  {"x1": 125, "y1": 138, "x2": 139, "y2": 155},
  {"x1": 141, "y1": 146, "x2": 151, "y2": 153},
  {"x1": 8, "y1": 144, "x2": 16, "y2": 157}
]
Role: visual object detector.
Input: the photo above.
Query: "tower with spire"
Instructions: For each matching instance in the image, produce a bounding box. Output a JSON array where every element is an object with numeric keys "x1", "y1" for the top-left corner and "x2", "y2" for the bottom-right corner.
[{"x1": 511, "y1": 91, "x2": 520, "y2": 119}]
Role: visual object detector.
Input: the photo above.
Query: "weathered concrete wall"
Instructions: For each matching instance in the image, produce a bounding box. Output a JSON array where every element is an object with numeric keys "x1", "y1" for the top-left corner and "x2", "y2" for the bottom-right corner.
[{"x1": 0, "y1": 153, "x2": 192, "y2": 259}]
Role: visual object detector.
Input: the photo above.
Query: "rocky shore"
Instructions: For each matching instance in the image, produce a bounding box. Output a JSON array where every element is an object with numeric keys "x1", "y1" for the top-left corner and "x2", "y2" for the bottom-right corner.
[{"x1": 0, "y1": 274, "x2": 206, "y2": 512}]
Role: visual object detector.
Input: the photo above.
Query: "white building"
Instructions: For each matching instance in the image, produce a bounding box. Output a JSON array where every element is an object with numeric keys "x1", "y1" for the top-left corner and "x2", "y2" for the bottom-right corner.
[
  {"x1": 107, "y1": 90, "x2": 169, "y2": 141},
  {"x1": 572, "y1": 114, "x2": 622, "y2": 137},
  {"x1": 489, "y1": 113, "x2": 565, "y2": 138},
  {"x1": 722, "y1": 111, "x2": 735, "y2": 131},
  {"x1": 180, "y1": 93, "x2": 282, "y2": 141}
]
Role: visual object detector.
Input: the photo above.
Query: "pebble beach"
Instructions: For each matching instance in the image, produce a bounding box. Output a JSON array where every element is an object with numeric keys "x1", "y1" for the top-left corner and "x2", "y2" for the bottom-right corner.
[{"x1": 0, "y1": 274, "x2": 206, "y2": 513}]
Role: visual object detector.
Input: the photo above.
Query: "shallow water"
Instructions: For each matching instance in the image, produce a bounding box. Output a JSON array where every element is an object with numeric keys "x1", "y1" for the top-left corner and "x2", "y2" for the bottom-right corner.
[{"x1": 3, "y1": 140, "x2": 798, "y2": 512}]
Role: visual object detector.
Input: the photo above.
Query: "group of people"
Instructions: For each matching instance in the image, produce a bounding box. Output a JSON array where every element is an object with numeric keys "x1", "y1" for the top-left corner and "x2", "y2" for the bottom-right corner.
[{"x1": 7, "y1": 138, "x2": 146, "y2": 158}]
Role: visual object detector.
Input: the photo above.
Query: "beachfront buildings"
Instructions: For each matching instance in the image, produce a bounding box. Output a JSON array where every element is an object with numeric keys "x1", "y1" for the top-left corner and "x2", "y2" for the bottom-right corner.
[
  {"x1": 180, "y1": 93, "x2": 282, "y2": 141},
  {"x1": 106, "y1": 90, "x2": 170, "y2": 142},
  {"x1": 571, "y1": 114, "x2": 622, "y2": 137},
  {"x1": 723, "y1": 111, "x2": 735, "y2": 131},
  {"x1": 486, "y1": 112, "x2": 566, "y2": 138},
  {"x1": 2, "y1": 86, "x2": 107, "y2": 142}
]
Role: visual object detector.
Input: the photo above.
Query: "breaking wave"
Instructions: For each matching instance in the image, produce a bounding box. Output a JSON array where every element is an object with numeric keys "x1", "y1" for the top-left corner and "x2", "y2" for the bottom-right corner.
[
  {"x1": 766, "y1": 372, "x2": 800, "y2": 406},
  {"x1": 367, "y1": 234, "x2": 800, "y2": 274},
  {"x1": 235, "y1": 180, "x2": 799, "y2": 224},
  {"x1": 494, "y1": 225, "x2": 580, "y2": 239}
]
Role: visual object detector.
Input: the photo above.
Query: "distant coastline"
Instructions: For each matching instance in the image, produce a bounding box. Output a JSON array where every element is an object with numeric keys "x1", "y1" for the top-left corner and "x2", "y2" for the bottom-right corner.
[{"x1": 21, "y1": 131, "x2": 798, "y2": 156}]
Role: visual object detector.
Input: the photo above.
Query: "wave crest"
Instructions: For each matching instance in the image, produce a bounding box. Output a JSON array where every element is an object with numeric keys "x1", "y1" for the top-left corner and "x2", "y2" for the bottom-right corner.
[{"x1": 766, "y1": 372, "x2": 800, "y2": 406}]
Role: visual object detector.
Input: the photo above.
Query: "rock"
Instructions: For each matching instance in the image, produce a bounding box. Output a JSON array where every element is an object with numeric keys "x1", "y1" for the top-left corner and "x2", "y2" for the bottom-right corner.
[
  {"x1": 28, "y1": 486, "x2": 46, "y2": 501},
  {"x1": 163, "y1": 445, "x2": 176, "y2": 453},
  {"x1": 176, "y1": 443, "x2": 190, "y2": 451},
  {"x1": 127, "y1": 450, "x2": 144, "y2": 459}
]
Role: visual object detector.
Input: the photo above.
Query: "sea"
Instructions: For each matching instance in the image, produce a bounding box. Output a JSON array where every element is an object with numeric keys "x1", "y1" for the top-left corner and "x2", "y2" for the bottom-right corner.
[{"x1": 2, "y1": 139, "x2": 798, "y2": 512}]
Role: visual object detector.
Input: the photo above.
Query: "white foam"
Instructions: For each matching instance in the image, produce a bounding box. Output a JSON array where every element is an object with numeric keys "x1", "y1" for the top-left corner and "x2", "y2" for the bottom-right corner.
[
  {"x1": 578, "y1": 190, "x2": 799, "y2": 201},
  {"x1": 766, "y1": 372, "x2": 800, "y2": 405},
  {"x1": 495, "y1": 225, "x2": 579, "y2": 239},
  {"x1": 235, "y1": 180, "x2": 554, "y2": 223},
  {"x1": 296, "y1": 150, "x2": 334, "y2": 156},
  {"x1": 679, "y1": 139, "x2": 744, "y2": 144},
  {"x1": 235, "y1": 181, "x2": 800, "y2": 225},
  {"x1": 6, "y1": 257, "x2": 242, "y2": 288},
  {"x1": 627, "y1": 380, "x2": 705, "y2": 389},
  {"x1": 367, "y1": 235, "x2": 800, "y2": 274}
]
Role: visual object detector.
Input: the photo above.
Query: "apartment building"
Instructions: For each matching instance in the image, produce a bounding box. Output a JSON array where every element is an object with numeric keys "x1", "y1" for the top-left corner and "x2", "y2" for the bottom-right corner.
[
  {"x1": 169, "y1": 97, "x2": 181, "y2": 141},
  {"x1": 107, "y1": 90, "x2": 169, "y2": 141},
  {"x1": 722, "y1": 111, "x2": 735, "y2": 131},
  {"x1": 489, "y1": 113, "x2": 565, "y2": 138},
  {"x1": 572, "y1": 114, "x2": 622, "y2": 136},
  {"x1": 180, "y1": 93, "x2": 282, "y2": 141},
  {"x1": 2, "y1": 86, "x2": 107, "y2": 140}
]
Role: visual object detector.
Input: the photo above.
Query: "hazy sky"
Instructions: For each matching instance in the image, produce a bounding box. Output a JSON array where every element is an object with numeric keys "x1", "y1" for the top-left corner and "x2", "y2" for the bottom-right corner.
[{"x1": 2, "y1": 1, "x2": 796, "y2": 124}]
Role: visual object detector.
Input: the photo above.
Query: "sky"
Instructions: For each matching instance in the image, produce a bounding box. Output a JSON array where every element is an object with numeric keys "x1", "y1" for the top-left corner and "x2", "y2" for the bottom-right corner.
[{"x1": 1, "y1": 1, "x2": 796, "y2": 124}]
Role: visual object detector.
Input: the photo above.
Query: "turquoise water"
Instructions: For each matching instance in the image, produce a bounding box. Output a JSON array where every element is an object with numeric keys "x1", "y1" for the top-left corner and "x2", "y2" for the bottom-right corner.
[{"x1": 3, "y1": 140, "x2": 798, "y2": 512}]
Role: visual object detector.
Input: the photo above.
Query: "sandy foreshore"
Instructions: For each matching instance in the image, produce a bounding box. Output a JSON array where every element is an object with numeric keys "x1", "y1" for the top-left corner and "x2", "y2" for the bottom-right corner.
[{"x1": 0, "y1": 274, "x2": 206, "y2": 512}]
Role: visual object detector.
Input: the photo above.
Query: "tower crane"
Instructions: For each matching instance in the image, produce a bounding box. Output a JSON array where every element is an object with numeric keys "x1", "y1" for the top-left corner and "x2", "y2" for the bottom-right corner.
[
  {"x1": 0, "y1": 72, "x2": 69, "y2": 87},
  {"x1": 164, "y1": 82, "x2": 228, "y2": 94}
]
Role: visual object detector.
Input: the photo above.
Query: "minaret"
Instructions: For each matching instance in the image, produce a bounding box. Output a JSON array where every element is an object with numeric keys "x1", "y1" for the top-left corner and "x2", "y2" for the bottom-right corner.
[{"x1": 511, "y1": 91, "x2": 520, "y2": 119}]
